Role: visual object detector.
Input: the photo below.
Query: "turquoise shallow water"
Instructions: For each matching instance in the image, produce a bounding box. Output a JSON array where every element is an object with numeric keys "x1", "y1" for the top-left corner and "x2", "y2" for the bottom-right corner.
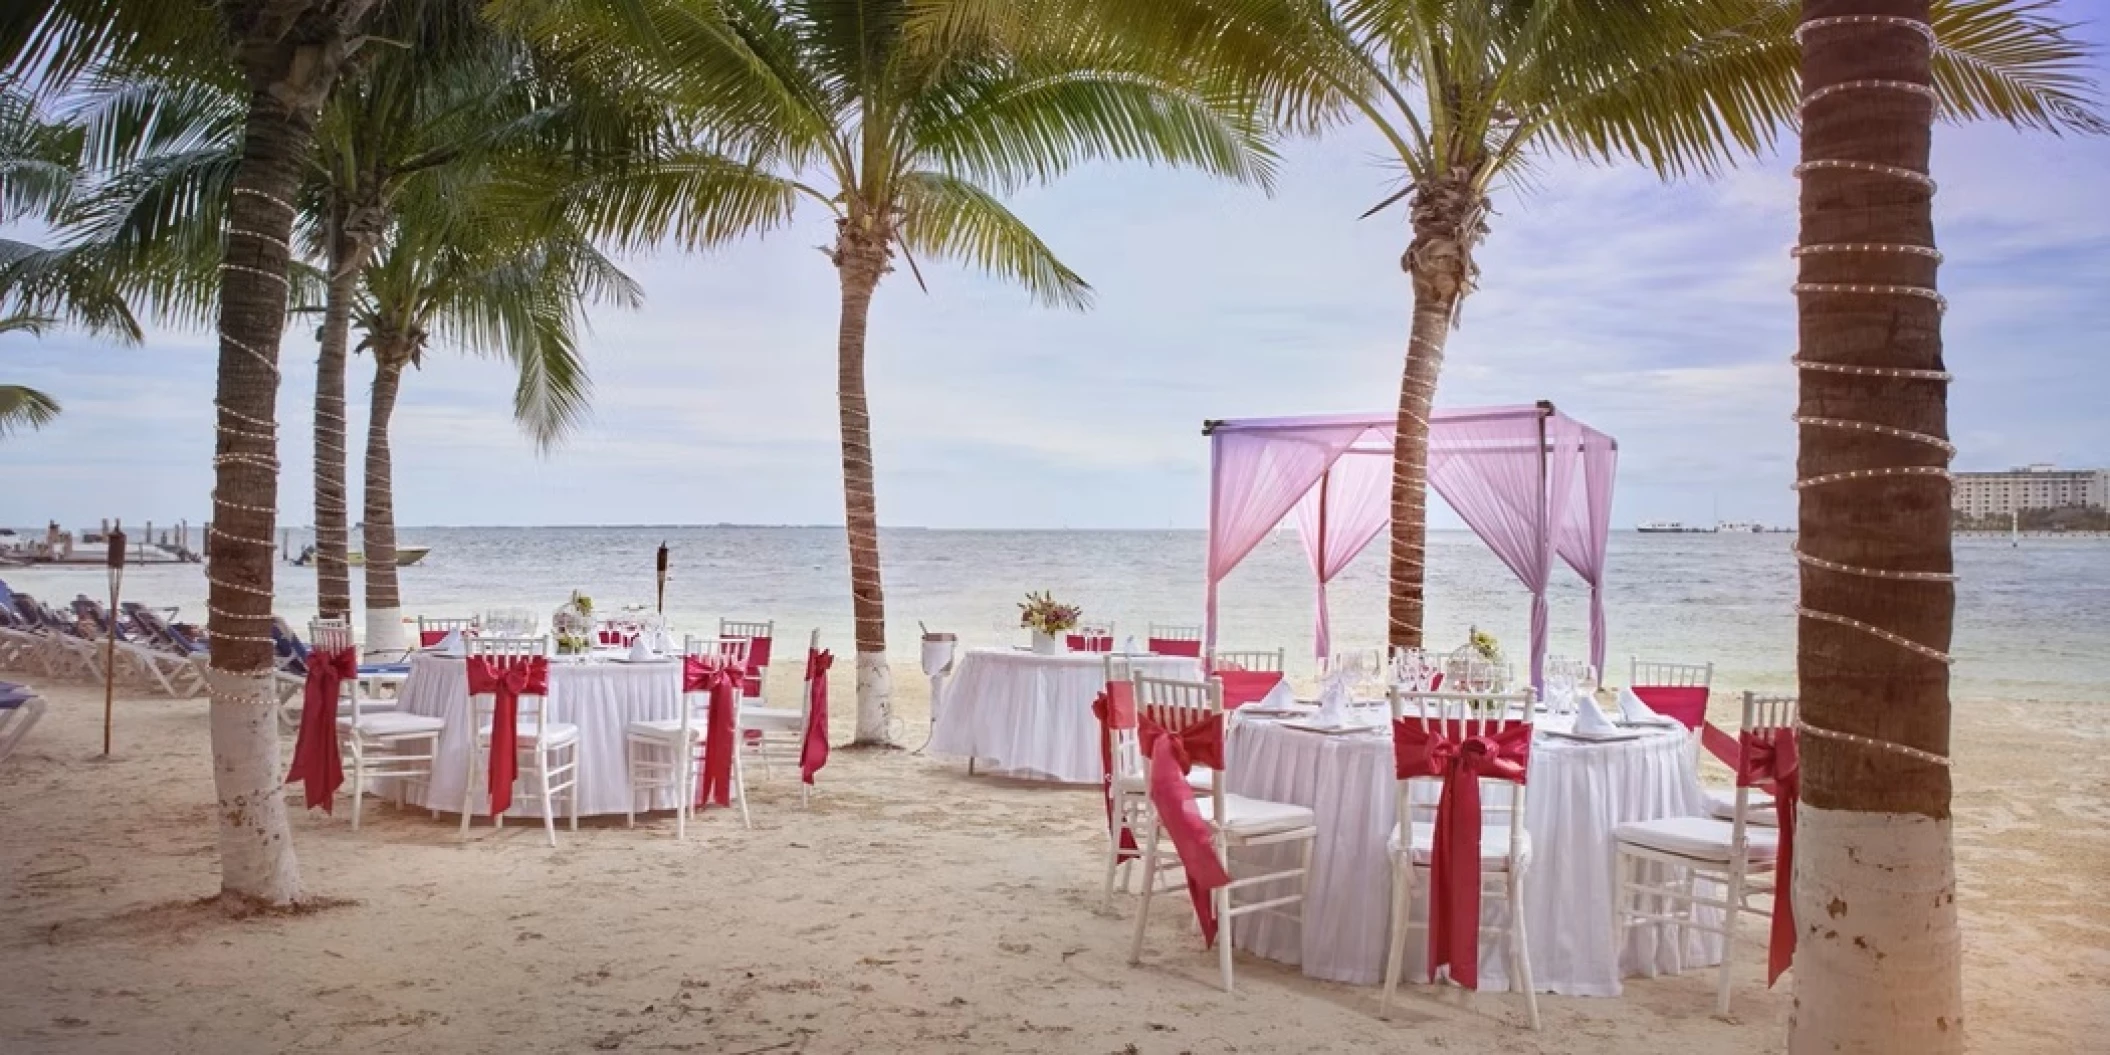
[{"x1": 5, "y1": 528, "x2": 2102, "y2": 703}]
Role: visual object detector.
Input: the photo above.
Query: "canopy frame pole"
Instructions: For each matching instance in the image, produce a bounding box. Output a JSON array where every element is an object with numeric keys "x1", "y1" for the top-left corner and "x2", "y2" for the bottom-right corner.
[{"x1": 1314, "y1": 467, "x2": 1330, "y2": 660}]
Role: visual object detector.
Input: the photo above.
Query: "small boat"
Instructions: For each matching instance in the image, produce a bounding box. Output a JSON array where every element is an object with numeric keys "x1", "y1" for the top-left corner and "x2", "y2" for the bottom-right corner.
[
  {"x1": 296, "y1": 545, "x2": 431, "y2": 567},
  {"x1": 351, "y1": 546, "x2": 431, "y2": 567}
]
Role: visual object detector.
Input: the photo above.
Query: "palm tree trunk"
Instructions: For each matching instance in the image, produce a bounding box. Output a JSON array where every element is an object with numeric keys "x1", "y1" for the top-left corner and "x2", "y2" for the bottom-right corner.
[
  {"x1": 310, "y1": 219, "x2": 364, "y2": 622},
  {"x1": 205, "y1": 0, "x2": 379, "y2": 909},
  {"x1": 1386, "y1": 173, "x2": 1487, "y2": 650},
  {"x1": 1790, "y1": 3, "x2": 1960, "y2": 1051},
  {"x1": 361, "y1": 344, "x2": 408, "y2": 654},
  {"x1": 833, "y1": 220, "x2": 892, "y2": 745}
]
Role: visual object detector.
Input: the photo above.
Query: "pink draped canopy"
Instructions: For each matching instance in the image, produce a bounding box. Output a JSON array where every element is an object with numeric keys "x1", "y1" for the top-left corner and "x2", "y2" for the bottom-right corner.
[{"x1": 1203, "y1": 403, "x2": 1617, "y2": 688}]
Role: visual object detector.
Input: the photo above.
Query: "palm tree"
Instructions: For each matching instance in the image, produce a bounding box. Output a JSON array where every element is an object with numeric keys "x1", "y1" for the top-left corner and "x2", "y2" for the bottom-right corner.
[
  {"x1": 2, "y1": 0, "x2": 384, "y2": 909},
  {"x1": 1790, "y1": 2, "x2": 1966, "y2": 1048},
  {"x1": 513, "y1": 0, "x2": 1277, "y2": 742},
  {"x1": 352, "y1": 171, "x2": 637, "y2": 649}
]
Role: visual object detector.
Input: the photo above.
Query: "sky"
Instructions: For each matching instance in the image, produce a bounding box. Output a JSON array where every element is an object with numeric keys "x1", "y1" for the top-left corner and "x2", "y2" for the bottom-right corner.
[{"x1": 4, "y1": 36, "x2": 2108, "y2": 532}]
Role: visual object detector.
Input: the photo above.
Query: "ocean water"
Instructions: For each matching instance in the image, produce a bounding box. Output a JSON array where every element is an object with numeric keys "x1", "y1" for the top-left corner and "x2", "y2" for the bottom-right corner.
[{"x1": 5, "y1": 527, "x2": 2103, "y2": 703}]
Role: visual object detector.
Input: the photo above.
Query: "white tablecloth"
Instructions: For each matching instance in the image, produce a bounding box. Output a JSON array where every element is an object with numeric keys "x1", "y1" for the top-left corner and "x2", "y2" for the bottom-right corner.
[
  {"x1": 1225, "y1": 715, "x2": 1720, "y2": 995},
  {"x1": 930, "y1": 648, "x2": 1205, "y2": 783},
  {"x1": 395, "y1": 653, "x2": 685, "y2": 817}
]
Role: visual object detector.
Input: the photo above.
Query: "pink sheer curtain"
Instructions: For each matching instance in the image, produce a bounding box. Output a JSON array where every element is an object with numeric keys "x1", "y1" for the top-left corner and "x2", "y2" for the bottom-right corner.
[
  {"x1": 1205, "y1": 421, "x2": 1372, "y2": 653},
  {"x1": 1291, "y1": 450, "x2": 1390, "y2": 657},
  {"x1": 1554, "y1": 428, "x2": 1618, "y2": 673},
  {"x1": 1425, "y1": 411, "x2": 1577, "y2": 690}
]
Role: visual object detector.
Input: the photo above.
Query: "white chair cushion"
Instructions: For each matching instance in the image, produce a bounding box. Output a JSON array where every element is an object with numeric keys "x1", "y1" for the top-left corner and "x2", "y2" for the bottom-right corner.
[
  {"x1": 1704, "y1": 787, "x2": 1779, "y2": 827},
  {"x1": 340, "y1": 711, "x2": 444, "y2": 736},
  {"x1": 1614, "y1": 815, "x2": 1778, "y2": 862},
  {"x1": 1216, "y1": 793, "x2": 1317, "y2": 837},
  {"x1": 1185, "y1": 765, "x2": 1217, "y2": 794},
  {"x1": 477, "y1": 721, "x2": 580, "y2": 747},
  {"x1": 1389, "y1": 825, "x2": 1532, "y2": 869},
  {"x1": 627, "y1": 716, "x2": 721, "y2": 741},
  {"x1": 741, "y1": 706, "x2": 802, "y2": 732}
]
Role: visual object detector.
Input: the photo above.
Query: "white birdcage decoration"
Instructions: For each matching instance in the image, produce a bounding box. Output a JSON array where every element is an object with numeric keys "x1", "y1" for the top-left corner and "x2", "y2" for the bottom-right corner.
[{"x1": 552, "y1": 590, "x2": 595, "y2": 654}]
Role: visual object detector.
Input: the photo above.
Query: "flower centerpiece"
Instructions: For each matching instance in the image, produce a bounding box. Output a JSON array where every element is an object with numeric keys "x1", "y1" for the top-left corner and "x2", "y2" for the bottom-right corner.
[
  {"x1": 552, "y1": 590, "x2": 595, "y2": 655},
  {"x1": 1017, "y1": 591, "x2": 1082, "y2": 655},
  {"x1": 1469, "y1": 626, "x2": 1502, "y2": 664},
  {"x1": 1465, "y1": 626, "x2": 1507, "y2": 714}
]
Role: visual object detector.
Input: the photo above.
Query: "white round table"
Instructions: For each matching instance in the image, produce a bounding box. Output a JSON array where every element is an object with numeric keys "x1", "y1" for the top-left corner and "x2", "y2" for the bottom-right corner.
[
  {"x1": 394, "y1": 652, "x2": 685, "y2": 817},
  {"x1": 929, "y1": 648, "x2": 1205, "y2": 783},
  {"x1": 1224, "y1": 714, "x2": 1721, "y2": 995}
]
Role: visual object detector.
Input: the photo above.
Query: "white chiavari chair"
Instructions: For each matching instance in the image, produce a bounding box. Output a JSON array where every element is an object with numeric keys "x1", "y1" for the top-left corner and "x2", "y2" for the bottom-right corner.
[
  {"x1": 1627, "y1": 657, "x2": 1756, "y2": 820},
  {"x1": 1145, "y1": 622, "x2": 1204, "y2": 657},
  {"x1": 1208, "y1": 647, "x2": 1285, "y2": 674},
  {"x1": 623, "y1": 651, "x2": 750, "y2": 837},
  {"x1": 1612, "y1": 691, "x2": 1790, "y2": 1017},
  {"x1": 311, "y1": 619, "x2": 443, "y2": 830},
  {"x1": 1099, "y1": 653, "x2": 1186, "y2": 908},
  {"x1": 718, "y1": 618, "x2": 775, "y2": 702},
  {"x1": 1382, "y1": 687, "x2": 1540, "y2": 1028},
  {"x1": 736, "y1": 629, "x2": 815, "y2": 781},
  {"x1": 459, "y1": 635, "x2": 578, "y2": 847},
  {"x1": 417, "y1": 615, "x2": 478, "y2": 645},
  {"x1": 1126, "y1": 673, "x2": 1319, "y2": 993}
]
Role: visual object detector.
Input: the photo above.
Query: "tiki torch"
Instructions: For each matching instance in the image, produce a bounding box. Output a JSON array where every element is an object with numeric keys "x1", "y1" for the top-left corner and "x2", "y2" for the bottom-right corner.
[
  {"x1": 655, "y1": 541, "x2": 670, "y2": 614},
  {"x1": 103, "y1": 522, "x2": 126, "y2": 756}
]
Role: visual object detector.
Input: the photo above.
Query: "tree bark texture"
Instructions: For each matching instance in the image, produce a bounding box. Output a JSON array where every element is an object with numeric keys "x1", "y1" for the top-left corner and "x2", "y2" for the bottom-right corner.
[
  {"x1": 832, "y1": 215, "x2": 894, "y2": 744},
  {"x1": 1386, "y1": 172, "x2": 1488, "y2": 650},
  {"x1": 207, "y1": 0, "x2": 378, "y2": 909},
  {"x1": 361, "y1": 342, "x2": 409, "y2": 654},
  {"x1": 1791, "y1": 1, "x2": 1961, "y2": 1050},
  {"x1": 311, "y1": 198, "x2": 384, "y2": 622}
]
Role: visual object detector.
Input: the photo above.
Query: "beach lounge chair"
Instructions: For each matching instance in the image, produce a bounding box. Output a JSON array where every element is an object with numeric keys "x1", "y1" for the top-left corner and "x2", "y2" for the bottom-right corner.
[
  {"x1": 14, "y1": 594, "x2": 101, "y2": 682},
  {"x1": 110, "y1": 603, "x2": 208, "y2": 697},
  {"x1": 73, "y1": 596, "x2": 201, "y2": 698},
  {"x1": 0, "y1": 680, "x2": 46, "y2": 765}
]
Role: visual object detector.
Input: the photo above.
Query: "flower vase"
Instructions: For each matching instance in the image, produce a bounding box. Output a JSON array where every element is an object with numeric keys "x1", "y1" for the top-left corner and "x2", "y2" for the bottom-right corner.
[{"x1": 1031, "y1": 630, "x2": 1064, "y2": 655}]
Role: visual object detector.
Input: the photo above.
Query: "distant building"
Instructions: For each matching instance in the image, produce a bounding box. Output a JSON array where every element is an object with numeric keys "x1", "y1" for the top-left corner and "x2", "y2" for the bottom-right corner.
[{"x1": 1951, "y1": 464, "x2": 2108, "y2": 518}]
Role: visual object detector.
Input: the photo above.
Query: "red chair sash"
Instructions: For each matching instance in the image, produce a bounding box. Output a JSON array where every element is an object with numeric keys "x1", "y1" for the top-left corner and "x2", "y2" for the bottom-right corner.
[
  {"x1": 1147, "y1": 637, "x2": 1202, "y2": 658},
  {"x1": 799, "y1": 649, "x2": 833, "y2": 785},
  {"x1": 466, "y1": 655, "x2": 549, "y2": 816},
  {"x1": 682, "y1": 656, "x2": 740, "y2": 808},
  {"x1": 1092, "y1": 684, "x2": 1140, "y2": 863},
  {"x1": 598, "y1": 627, "x2": 637, "y2": 646},
  {"x1": 1632, "y1": 685, "x2": 1710, "y2": 730},
  {"x1": 1135, "y1": 711, "x2": 1232, "y2": 947},
  {"x1": 1391, "y1": 718, "x2": 1532, "y2": 989},
  {"x1": 420, "y1": 629, "x2": 447, "y2": 648},
  {"x1": 1701, "y1": 723, "x2": 1800, "y2": 984},
  {"x1": 1216, "y1": 669, "x2": 1283, "y2": 709},
  {"x1": 1066, "y1": 634, "x2": 1113, "y2": 652},
  {"x1": 285, "y1": 647, "x2": 358, "y2": 811}
]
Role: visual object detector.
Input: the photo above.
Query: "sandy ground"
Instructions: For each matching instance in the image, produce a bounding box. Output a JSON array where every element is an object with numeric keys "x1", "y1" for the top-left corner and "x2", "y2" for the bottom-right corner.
[{"x1": 1, "y1": 665, "x2": 2105, "y2": 1054}]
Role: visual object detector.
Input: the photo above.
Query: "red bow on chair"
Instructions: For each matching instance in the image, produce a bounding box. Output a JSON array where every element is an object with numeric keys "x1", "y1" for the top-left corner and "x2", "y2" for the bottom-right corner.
[
  {"x1": 1135, "y1": 711, "x2": 1233, "y2": 947},
  {"x1": 799, "y1": 649, "x2": 833, "y2": 785},
  {"x1": 466, "y1": 656, "x2": 549, "y2": 815},
  {"x1": 285, "y1": 647, "x2": 358, "y2": 811},
  {"x1": 1091, "y1": 684, "x2": 1140, "y2": 863},
  {"x1": 682, "y1": 656, "x2": 740, "y2": 808},
  {"x1": 1702, "y1": 723, "x2": 1800, "y2": 984},
  {"x1": 1392, "y1": 719, "x2": 1533, "y2": 989}
]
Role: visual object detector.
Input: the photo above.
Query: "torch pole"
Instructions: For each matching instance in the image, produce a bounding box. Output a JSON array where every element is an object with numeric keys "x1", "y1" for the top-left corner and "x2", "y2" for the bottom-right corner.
[
  {"x1": 103, "y1": 522, "x2": 127, "y2": 757},
  {"x1": 656, "y1": 541, "x2": 669, "y2": 614}
]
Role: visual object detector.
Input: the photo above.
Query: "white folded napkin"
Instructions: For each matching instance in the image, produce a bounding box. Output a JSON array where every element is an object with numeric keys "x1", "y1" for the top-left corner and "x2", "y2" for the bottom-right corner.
[
  {"x1": 1572, "y1": 689, "x2": 1619, "y2": 735},
  {"x1": 437, "y1": 629, "x2": 466, "y2": 657},
  {"x1": 1618, "y1": 686, "x2": 1671, "y2": 725},
  {"x1": 628, "y1": 636, "x2": 655, "y2": 662},
  {"x1": 1255, "y1": 680, "x2": 1295, "y2": 711},
  {"x1": 1314, "y1": 672, "x2": 1353, "y2": 726},
  {"x1": 1123, "y1": 635, "x2": 1141, "y2": 655}
]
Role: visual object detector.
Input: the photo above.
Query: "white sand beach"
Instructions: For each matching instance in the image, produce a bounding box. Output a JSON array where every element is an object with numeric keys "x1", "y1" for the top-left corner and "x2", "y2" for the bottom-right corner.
[{"x1": 1, "y1": 670, "x2": 2104, "y2": 1054}]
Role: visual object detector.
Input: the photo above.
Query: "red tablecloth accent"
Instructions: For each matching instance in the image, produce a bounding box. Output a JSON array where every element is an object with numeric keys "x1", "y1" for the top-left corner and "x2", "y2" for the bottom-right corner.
[
  {"x1": 285, "y1": 647, "x2": 357, "y2": 811},
  {"x1": 1136, "y1": 711, "x2": 1232, "y2": 947},
  {"x1": 466, "y1": 655, "x2": 549, "y2": 815},
  {"x1": 1391, "y1": 718, "x2": 1532, "y2": 989}
]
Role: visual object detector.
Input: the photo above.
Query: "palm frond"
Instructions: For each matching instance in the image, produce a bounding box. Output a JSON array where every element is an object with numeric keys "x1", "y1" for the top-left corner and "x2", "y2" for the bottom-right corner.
[
  {"x1": 896, "y1": 169, "x2": 1090, "y2": 309},
  {"x1": 1930, "y1": 0, "x2": 2109, "y2": 135},
  {"x1": 0, "y1": 382, "x2": 61, "y2": 437},
  {"x1": 910, "y1": 62, "x2": 1279, "y2": 194}
]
